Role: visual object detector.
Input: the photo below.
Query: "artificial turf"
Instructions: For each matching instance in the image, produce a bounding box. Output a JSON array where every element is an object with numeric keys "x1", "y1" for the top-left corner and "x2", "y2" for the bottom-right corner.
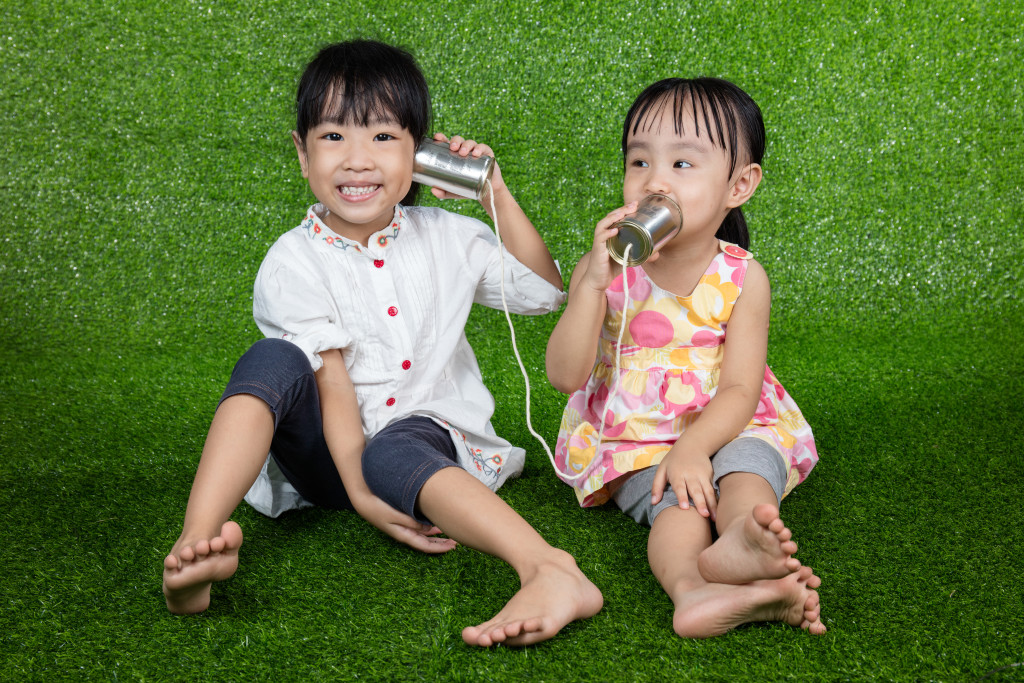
[{"x1": 1, "y1": 1, "x2": 1022, "y2": 681}]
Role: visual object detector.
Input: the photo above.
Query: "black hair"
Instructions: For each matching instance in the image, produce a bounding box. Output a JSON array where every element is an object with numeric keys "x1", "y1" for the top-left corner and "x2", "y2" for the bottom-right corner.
[
  {"x1": 295, "y1": 40, "x2": 431, "y2": 205},
  {"x1": 621, "y1": 77, "x2": 765, "y2": 249}
]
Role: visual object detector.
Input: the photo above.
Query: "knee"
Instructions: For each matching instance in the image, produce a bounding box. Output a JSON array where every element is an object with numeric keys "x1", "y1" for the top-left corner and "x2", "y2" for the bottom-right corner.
[
  {"x1": 361, "y1": 444, "x2": 392, "y2": 498},
  {"x1": 231, "y1": 338, "x2": 313, "y2": 386}
]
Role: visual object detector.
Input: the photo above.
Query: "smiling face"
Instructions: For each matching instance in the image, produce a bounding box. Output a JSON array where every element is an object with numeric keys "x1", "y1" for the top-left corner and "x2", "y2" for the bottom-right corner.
[
  {"x1": 622, "y1": 99, "x2": 758, "y2": 252},
  {"x1": 293, "y1": 117, "x2": 415, "y2": 244}
]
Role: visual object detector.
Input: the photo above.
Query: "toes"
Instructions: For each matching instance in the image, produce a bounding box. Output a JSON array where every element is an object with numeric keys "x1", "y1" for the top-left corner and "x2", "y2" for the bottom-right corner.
[
  {"x1": 463, "y1": 618, "x2": 549, "y2": 648},
  {"x1": 461, "y1": 626, "x2": 490, "y2": 647},
  {"x1": 501, "y1": 622, "x2": 524, "y2": 639},
  {"x1": 220, "y1": 521, "x2": 244, "y2": 548},
  {"x1": 209, "y1": 536, "x2": 226, "y2": 553},
  {"x1": 753, "y1": 504, "x2": 780, "y2": 528},
  {"x1": 179, "y1": 545, "x2": 196, "y2": 562},
  {"x1": 521, "y1": 617, "x2": 546, "y2": 634},
  {"x1": 194, "y1": 539, "x2": 211, "y2": 557},
  {"x1": 803, "y1": 618, "x2": 827, "y2": 635}
]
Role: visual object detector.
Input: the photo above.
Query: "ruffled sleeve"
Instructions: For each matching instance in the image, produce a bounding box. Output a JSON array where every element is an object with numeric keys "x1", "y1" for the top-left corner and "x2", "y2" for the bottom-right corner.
[{"x1": 252, "y1": 242, "x2": 351, "y2": 373}]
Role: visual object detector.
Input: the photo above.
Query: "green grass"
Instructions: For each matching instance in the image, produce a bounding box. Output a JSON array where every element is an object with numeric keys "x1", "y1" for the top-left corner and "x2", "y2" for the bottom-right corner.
[{"x1": 2, "y1": 1, "x2": 1022, "y2": 680}]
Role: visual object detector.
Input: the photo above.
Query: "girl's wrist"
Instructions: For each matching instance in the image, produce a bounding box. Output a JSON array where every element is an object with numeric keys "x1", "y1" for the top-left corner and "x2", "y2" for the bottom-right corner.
[
  {"x1": 666, "y1": 440, "x2": 712, "y2": 463},
  {"x1": 481, "y1": 180, "x2": 513, "y2": 213}
]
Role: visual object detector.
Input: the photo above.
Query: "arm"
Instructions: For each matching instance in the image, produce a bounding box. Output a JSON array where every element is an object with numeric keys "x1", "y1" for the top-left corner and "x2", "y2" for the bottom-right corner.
[
  {"x1": 545, "y1": 203, "x2": 638, "y2": 393},
  {"x1": 650, "y1": 260, "x2": 772, "y2": 520},
  {"x1": 316, "y1": 348, "x2": 457, "y2": 553},
  {"x1": 432, "y1": 134, "x2": 562, "y2": 290}
]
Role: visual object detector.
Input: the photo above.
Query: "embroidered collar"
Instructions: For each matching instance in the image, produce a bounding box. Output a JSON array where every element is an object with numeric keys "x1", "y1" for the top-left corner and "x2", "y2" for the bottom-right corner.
[{"x1": 301, "y1": 204, "x2": 406, "y2": 253}]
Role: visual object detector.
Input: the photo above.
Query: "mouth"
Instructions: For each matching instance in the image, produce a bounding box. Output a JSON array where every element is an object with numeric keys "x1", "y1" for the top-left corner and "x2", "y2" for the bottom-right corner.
[{"x1": 338, "y1": 184, "x2": 381, "y2": 199}]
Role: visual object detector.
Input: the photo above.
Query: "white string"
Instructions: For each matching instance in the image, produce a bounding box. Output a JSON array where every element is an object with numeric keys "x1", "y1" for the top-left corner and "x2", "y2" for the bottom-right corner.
[
  {"x1": 588, "y1": 243, "x2": 631, "y2": 478},
  {"x1": 486, "y1": 175, "x2": 631, "y2": 485}
]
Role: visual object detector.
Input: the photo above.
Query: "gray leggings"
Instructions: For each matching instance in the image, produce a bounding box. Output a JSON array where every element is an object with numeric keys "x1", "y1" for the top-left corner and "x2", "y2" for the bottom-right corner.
[{"x1": 611, "y1": 437, "x2": 787, "y2": 527}]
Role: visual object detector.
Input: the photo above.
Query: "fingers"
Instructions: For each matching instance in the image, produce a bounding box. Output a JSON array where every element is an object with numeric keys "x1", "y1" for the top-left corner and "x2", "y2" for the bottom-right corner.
[
  {"x1": 650, "y1": 463, "x2": 667, "y2": 505},
  {"x1": 593, "y1": 201, "x2": 638, "y2": 255},
  {"x1": 394, "y1": 526, "x2": 458, "y2": 554},
  {"x1": 378, "y1": 507, "x2": 458, "y2": 554},
  {"x1": 595, "y1": 202, "x2": 638, "y2": 235},
  {"x1": 657, "y1": 453, "x2": 717, "y2": 519},
  {"x1": 677, "y1": 474, "x2": 717, "y2": 519},
  {"x1": 434, "y1": 133, "x2": 493, "y2": 159}
]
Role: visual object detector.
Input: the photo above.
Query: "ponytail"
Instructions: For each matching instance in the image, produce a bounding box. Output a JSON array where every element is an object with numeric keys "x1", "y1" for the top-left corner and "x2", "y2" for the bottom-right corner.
[{"x1": 716, "y1": 207, "x2": 750, "y2": 250}]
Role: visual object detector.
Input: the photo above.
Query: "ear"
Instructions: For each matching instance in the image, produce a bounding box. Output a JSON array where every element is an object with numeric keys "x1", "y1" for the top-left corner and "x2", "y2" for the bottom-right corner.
[
  {"x1": 292, "y1": 130, "x2": 309, "y2": 178},
  {"x1": 726, "y1": 162, "x2": 763, "y2": 209}
]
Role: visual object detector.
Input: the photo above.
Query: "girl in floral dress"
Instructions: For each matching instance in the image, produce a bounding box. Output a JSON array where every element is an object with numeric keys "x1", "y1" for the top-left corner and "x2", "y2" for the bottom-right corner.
[{"x1": 546, "y1": 77, "x2": 826, "y2": 638}]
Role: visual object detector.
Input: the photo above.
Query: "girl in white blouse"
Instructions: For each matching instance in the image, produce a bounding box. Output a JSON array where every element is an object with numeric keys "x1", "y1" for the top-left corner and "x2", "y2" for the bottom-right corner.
[{"x1": 161, "y1": 39, "x2": 602, "y2": 647}]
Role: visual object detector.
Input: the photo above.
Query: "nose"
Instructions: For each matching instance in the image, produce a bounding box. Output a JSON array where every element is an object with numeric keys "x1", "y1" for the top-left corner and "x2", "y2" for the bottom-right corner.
[
  {"x1": 643, "y1": 167, "x2": 671, "y2": 195},
  {"x1": 343, "y1": 139, "x2": 374, "y2": 172}
]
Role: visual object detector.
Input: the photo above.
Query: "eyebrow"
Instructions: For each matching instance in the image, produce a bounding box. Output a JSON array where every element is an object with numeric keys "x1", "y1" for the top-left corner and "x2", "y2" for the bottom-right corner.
[
  {"x1": 625, "y1": 139, "x2": 713, "y2": 155},
  {"x1": 310, "y1": 116, "x2": 402, "y2": 130}
]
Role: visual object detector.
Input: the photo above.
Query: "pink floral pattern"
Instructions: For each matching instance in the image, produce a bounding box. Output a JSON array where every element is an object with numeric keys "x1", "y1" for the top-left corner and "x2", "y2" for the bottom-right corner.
[{"x1": 555, "y1": 241, "x2": 819, "y2": 507}]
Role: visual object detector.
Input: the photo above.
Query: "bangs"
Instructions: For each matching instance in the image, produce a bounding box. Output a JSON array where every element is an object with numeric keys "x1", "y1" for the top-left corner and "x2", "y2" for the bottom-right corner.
[
  {"x1": 295, "y1": 40, "x2": 430, "y2": 142},
  {"x1": 312, "y1": 77, "x2": 408, "y2": 130},
  {"x1": 622, "y1": 79, "x2": 756, "y2": 177}
]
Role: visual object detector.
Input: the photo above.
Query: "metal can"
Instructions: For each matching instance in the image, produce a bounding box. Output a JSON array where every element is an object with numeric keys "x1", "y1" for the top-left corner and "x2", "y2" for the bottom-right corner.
[
  {"x1": 607, "y1": 194, "x2": 683, "y2": 266},
  {"x1": 412, "y1": 138, "x2": 495, "y2": 200}
]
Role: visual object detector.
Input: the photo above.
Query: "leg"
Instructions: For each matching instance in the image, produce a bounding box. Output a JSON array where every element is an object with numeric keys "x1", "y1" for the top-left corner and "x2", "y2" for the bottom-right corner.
[
  {"x1": 696, "y1": 438, "x2": 801, "y2": 585},
  {"x1": 650, "y1": 506, "x2": 826, "y2": 638},
  {"x1": 416, "y1": 468, "x2": 603, "y2": 647},
  {"x1": 697, "y1": 472, "x2": 801, "y2": 584},
  {"x1": 164, "y1": 338, "x2": 345, "y2": 614},
  {"x1": 163, "y1": 393, "x2": 271, "y2": 613}
]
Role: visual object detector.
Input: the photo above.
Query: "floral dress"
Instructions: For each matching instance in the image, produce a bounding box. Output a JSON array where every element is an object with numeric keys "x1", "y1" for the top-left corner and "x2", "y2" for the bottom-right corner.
[{"x1": 555, "y1": 240, "x2": 818, "y2": 507}]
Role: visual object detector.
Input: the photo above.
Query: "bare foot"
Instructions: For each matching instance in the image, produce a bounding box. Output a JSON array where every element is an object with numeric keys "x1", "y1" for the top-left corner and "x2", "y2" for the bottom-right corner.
[
  {"x1": 461, "y1": 550, "x2": 603, "y2": 647},
  {"x1": 698, "y1": 504, "x2": 801, "y2": 584},
  {"x1": 163, "y1": 521, "x2": 243, "y2": 614},
  {"x1": 673, "y1": 565, "x2": 827, "y2": 638}
]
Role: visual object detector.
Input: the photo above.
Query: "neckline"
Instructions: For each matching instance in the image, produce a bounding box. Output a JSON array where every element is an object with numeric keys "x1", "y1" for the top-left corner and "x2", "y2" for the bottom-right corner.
[
  {"x1": 302, "y1": 204, "x2": 405, "y2": 252},
  {"x1": 630, "y1": 240, "x2": 732, "y2": 299}
]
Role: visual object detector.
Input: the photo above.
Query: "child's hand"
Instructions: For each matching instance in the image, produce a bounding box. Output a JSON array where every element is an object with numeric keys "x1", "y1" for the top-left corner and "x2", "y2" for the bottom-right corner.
[
  {"x1": 428, "y1": 133, "x2": 506, "y2": 200},
  {"x1": 580, "y1": 202, "x2": 639, "y2": 293},
  {"x1": 651, "y1": 447, "x2": 717, "y2": 521},
  {"x1": 351, "y1": 490, "x2": 458, "y2": 554}
]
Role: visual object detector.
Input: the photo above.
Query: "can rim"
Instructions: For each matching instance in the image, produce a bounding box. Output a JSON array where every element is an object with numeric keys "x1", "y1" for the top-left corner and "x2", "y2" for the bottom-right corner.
[{"x1": 608, "y1": 219, "x2": 654, "y2": 266}]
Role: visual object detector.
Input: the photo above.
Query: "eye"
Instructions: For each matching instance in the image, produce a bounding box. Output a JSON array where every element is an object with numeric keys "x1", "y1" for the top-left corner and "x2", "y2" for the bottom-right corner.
[
  {"x1": 674, "y1": 160, "x2": 692, "y2": 169},
  {"x1": 324, "y1": 132, "x2": 343, "y2": 142},
  {"x1": 374, "y1": 133, "x2": 395, "y2": 142},
  {"x1": 629, "y1": 159, "x2": 649, "y2": 168}
]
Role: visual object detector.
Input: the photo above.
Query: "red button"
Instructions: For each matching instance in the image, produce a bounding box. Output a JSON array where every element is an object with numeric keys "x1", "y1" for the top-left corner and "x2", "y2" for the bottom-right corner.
[
  {"x1": 387, "y1": 306, "x2": 398, "y2": 317},
  {"x1": 386, "y1": 397, "x2": 396, "y2": 407},
  {"x1": 374, "y1": 259, "x2": 384, "y2": 268},
  {"x1": 402, "y1": 360, "x2": 411, "y2": 370}
]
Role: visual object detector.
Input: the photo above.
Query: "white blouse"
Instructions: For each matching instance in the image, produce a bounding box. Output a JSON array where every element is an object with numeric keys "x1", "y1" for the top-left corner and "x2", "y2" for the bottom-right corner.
[{"x1": 243, "y1": 203, "x2": 566, "y2": 517}]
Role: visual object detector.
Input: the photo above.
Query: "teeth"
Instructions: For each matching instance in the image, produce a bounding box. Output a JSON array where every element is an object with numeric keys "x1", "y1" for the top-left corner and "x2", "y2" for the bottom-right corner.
[{"x1": 340, "y1": 185, "x2": 378, "y2": 196}]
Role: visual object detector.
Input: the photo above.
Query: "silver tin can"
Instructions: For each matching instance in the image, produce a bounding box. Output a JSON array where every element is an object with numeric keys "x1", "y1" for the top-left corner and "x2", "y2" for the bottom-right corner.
[
  {"x1": 412, "y1": 138, "x2": 495, "y2": 200},
  {"x1": 607, "y1": 194, "x2": 683, "y2": 266}
]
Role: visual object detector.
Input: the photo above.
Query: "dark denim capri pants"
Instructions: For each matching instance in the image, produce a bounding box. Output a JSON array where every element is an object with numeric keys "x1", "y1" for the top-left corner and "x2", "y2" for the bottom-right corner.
[{"x1": 220, "y1": 338, "x2": 460, "y2": 521}]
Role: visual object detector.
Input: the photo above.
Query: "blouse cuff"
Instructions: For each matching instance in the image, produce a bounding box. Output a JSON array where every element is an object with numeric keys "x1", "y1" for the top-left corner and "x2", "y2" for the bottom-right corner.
[{"x1": 283, "y1": 324, "x2": 351, "y2": 373}]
